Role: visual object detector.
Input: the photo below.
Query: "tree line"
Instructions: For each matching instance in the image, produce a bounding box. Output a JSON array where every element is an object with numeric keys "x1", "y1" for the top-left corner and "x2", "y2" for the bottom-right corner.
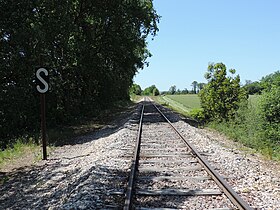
[
  {"x1": 130, "y1": 84, "x2": 159, "y2": 96},
  {"x1": 0, "y1": 0, "x2": 159, "y2": 149},
  {"x1": 130, "y1": 82, "x2": 206, "y2": 96},
  {"x1": 165, "y1": 82, "x2": 206, "y2": 95}
]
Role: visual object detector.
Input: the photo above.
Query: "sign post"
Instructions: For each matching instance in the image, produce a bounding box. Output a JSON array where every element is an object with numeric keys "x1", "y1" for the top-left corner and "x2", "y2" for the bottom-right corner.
[{"x1": 35, "y1": 68, "x2": 49, "y2": 160}]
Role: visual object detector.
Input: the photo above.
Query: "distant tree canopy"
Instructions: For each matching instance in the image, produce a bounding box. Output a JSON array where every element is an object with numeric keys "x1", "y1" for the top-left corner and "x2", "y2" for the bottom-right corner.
[
  {"x1": 142, "y1": 85, "x2": 159, "y2": 96},
  {"x1": 199, "y1": 63, "x2": 247, "y2": 121},
  {"x1": 191, "y1": 81, "x2": 198, "y2": 94},
  {"x1": 197, "y1": 83, "x2": 206, "y2": 93},
  {"x1": 181, "y1": 88, "x2": 189, "y2": 94},
  {"x1": 0, "y1": 0, "x2": 159, "y2": 144},
  {"x1": 243, "y1": 80, "x2": 263, "y2": 95},
  {"x1": 130, "y1": 84, "x2": 142, "y2": 95},
  {"x1": 169, "y1": 85, "x2": 176, "y2": 95},
  {"x1": 260, "y1": 71, "x2": 280, "y2": 91},
  {"x1": 243, "y1": 71, "x2": 280, "y2": 95}
]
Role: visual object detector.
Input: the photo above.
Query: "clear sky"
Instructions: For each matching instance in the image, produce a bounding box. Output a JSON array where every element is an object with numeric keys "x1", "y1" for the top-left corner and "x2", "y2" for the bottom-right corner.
[{"x1": 134, "y1": 0, "x2": 280, "y2": 91}]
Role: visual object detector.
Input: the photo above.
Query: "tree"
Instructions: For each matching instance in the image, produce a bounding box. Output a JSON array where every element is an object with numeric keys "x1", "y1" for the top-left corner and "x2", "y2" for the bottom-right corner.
[
  {"x1": 199, "y1": 63, "x2": 247, "y2": 121},
  {"x1": 0, "y1": 0, "x2": 160, "y2": 146},
  {"x1": 130, "y1": 84, "x2": 142, "y2": 95},
  {"x1": 243, "y1": 81, "x2": 263, "y2": 95},
  {"x1": 153, "y1": 87, "x2": 160, "y2": 96},
  {"x1": 258, "y1": 86, "x2": 280, "y2": 144},
  {"x1": 169, "y1": 85, "x2": 176, "y2": 95},
  {"x1": 181, "y1": 88, "x2": 189, "y2": 94},
  {"x1": 176, "y1": 89, "x2": 181, "y2": 94},
  {"x1": 260, "y1": 71, "x2": 280, "y2": 91},
  {"x1": 142, "y1": 85, "x2": 158, "y2": 95},
  {"x1": 191, "y1": 81, "x2": 198, "y2": 94},
  {"x1": 197, "y1": 83, "x2": 206, "y2": 93}
]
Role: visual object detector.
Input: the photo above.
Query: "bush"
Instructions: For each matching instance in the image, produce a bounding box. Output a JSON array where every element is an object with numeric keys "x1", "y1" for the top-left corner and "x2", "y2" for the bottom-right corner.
[
  {"x1": 259, "y1": 86, "x2": 280, "y2": 144},
  {"x1": 189, "y1": 108, "x2": 206, "y2": 123},
  {"x1": 199, "y1": 63, "x2": 247, "y2": 121}
]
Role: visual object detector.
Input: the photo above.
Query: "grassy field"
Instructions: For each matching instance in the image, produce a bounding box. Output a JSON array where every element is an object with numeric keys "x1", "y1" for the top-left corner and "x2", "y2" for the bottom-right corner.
[
  {"x1": 154, "y1": 94, "x2": 201, "y2": 116},
  {"x1": 160, "y1": 94, "x2": 259, "y2": 114},
  {"x1": 166, "y1": 94, "x2": 201, "y2": 109}
]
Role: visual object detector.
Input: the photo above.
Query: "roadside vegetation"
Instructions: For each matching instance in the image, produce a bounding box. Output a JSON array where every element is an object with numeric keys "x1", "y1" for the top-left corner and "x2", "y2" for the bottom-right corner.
[{"x1": 147, "y1": 64, "x2": 280, "y2": 160}]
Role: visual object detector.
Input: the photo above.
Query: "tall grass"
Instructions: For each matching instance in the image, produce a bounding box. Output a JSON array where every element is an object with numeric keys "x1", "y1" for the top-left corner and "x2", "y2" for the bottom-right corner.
[
  {"x1": 0, "y1": 137, "x2": 41, "y2": 167},
  {"x1": 208, "y1": 98, "x2": 280, "y2": 160}
]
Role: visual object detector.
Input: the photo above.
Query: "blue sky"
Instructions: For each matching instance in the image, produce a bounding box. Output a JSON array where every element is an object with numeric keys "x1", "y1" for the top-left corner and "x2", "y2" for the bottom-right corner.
[{"x1": 134, "y1": 0, "x2": 280, "y2": 91}]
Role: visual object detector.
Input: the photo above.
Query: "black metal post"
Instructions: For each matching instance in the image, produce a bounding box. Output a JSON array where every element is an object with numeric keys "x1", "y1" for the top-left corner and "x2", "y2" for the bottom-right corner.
[{"x1": 41, "y1": 93, "x2": 47, "y2": 160}]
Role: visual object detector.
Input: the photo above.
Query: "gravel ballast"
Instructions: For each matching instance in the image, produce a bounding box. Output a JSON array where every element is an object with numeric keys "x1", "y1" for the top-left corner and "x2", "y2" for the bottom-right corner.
[{"x1": 0, "y1": 102, "x2": 279, "y2": 209}]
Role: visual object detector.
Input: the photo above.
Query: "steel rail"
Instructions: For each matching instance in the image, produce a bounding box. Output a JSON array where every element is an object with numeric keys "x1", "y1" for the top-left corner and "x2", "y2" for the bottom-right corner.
[
  {"x1": 124, "y1": 104, "x2": 145, "y2": 210},
  {"x1": 152, "y1": 101, "x2": 252, "y2": 210}
]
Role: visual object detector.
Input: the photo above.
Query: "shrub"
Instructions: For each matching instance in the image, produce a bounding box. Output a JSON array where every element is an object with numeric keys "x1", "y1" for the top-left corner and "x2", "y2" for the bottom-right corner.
[
  {"x1": 259, "y1": 86, "x2": 280, "y2": 144},
  {"x1": 199, "y1": 63, "x2": 247, "y2": 121},
  {"x1": 189, "y1": 108, "x2": 206, "y2": 123}
]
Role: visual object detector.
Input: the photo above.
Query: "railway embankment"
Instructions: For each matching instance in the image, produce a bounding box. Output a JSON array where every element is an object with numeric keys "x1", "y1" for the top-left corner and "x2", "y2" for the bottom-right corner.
[{"x1": 0, "y1": 101, "x2": 279, "y2": 209}]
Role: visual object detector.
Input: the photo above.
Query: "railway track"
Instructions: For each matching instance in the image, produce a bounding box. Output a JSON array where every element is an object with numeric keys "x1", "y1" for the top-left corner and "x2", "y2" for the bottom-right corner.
[{"x1": 124, "y1": 98, "x2": 252, "y2": 210}]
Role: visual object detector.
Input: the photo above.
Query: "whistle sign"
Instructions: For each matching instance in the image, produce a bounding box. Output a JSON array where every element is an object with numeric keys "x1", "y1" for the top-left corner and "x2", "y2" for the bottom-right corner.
[{"x1": 36, "y1": 68, "x2": 49, "y2": 93}]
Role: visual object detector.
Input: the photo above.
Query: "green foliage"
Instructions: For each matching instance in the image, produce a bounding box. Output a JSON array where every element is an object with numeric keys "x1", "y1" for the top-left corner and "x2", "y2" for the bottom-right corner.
[
  {"x1": 0, "y1": 138, "x2": 40, "y2": 166},
  {"x1": 197, "y1": 83, "x2": 206, "y2": 93},
  {"x1": 130, "y1": 84, "x2": 142, "y2": 95},
  {"x1": 189, "y1": 108, "x2": 206, "y2": 123},
  {"x1": 0, "y1": 0, "x2": 160, "y2": 148},
  {"x1": 208, "y1": 98, "x2": 280, "y2": 160},
  {"x1": 199, "y1": 63, "x2": 247, "y2": 121},
  {"x1": 258, "y1": 86, "x2": 280, "y2": 144},
  {"x1": 243, "y1": 81, "x2": 263, "y2": 95},
  {"x1": 207, "y1": 86, "x2": 280, "y2": 160},
  {"x1": 142, "y1": 85, "x2": 159, "y2": 95},
  {"x1": 152, "y1": 87, "x2": 160, "y2": 96},
  {"x1": 260, "y1": 71, "x2": 280, "y2": 91},
  {"x1": 259, "y1": 86, "x2": 280, "y2": 124},
  {"x1": 181, "y1": 88, "x2": 189, "y2": 94},
  {"x1": 191, "y1": 81, "x2": 198, "y2": 94},
  {"x1": 169, "y1": 85, "x2": 176, "y2": 95}
]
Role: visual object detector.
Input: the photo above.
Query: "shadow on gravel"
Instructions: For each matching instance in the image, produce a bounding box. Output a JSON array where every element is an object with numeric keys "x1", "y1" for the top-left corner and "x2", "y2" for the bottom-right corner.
[
  {"x1": 0, "y1": 102, "x2": 140, "y2": 209},
  {"x1": 0, "y1": 162, "x2": 129, "y2": 209},
  {"x1": 52, "y1": 101, "x2": 181, "y2": 147},
  {"x1": 0, "y1": 101, "x2": 186, "y2": 209},
  {"x1": 50, "y1": 103, "x2": 142, "y2": 147},
  {"x1": 142, "y1": 103, "x2": 181, "y2": 124}
]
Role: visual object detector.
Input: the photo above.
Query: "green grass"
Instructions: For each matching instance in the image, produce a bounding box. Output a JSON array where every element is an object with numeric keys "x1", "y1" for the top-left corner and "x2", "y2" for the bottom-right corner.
[
  {"x1": 208, "y1": 120, "x2": 280, "y2": 161},
  {"x1": 166, "y1": 94, "x2": 201, "y2": 110},
  {"x1": 0, "y1": 138, "x2": 41, "y2": 168},
  {"x1": 130, "y1": 94, "x2": 143, "y2": 102},
  {"x1": 152, "y1": 94, "x2": 200, "y2": 118},
  {"x1": 153, "y1": 94, "x2": 201, "y2": 117}
]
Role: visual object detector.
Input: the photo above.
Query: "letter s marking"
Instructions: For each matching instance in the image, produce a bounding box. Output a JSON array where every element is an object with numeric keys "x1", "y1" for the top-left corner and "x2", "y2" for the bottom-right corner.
[{"x1": 36, "y1": 68, "x2": 49, "y2": 93}]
